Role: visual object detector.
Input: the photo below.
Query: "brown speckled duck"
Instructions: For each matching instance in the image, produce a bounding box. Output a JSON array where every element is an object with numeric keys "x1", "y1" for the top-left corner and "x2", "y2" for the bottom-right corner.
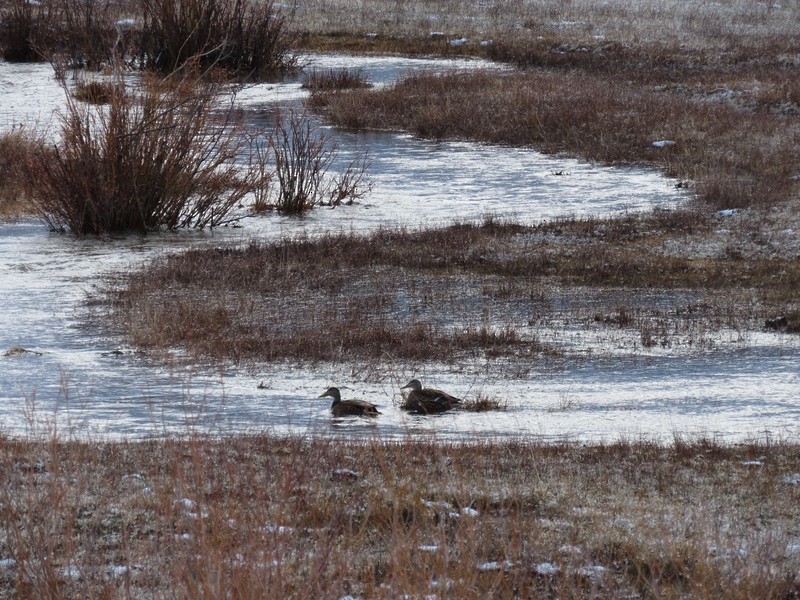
[
  {"x1": 400, "y1": 379, "x2": 462, "y2": 414},
  {"x1": 319, "y1": 387, "x2": 381, "y2": 417}
]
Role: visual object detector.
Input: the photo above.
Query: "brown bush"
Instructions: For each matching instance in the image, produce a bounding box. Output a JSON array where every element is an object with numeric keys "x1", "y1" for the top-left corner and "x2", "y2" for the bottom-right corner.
[
  {"x1": 26, "y1": 69, "x2": 261, "y2": 235},
  {"x1": 138, "y1": 0, "x2": 296, "y2": 79}
]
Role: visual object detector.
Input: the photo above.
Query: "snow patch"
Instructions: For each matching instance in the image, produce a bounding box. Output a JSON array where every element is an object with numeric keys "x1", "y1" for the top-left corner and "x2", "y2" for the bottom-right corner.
[
  {"x1": 477, "y1": 560, "x2": 513, "y2": 571},
  {"x1": 534, "y1": 562, "x2": 560, "y2": 575},
  {"x1": 576, "y1": 565, "x2": 606, "y2": 578}
]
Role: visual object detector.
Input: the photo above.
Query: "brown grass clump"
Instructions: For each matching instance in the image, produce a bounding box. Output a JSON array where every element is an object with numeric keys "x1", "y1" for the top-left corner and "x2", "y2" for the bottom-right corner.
[
  {"x1": 1, "y1": 435, "x2": 799, "y2": 598},
  {"x1": 460, "y1": 393, "x2": 507, "y2": 412},
  {"x1": 301, "y1": 67, "x2": 371, "y2": 91},
  {"x1": 71, "y1": 79, "x2": 115, "y2": 104},
  {"x1": 310, "y1": 65, "x2": 800, "y2": 211},
  {"x1": 0, "y1": 128, "x2": 41, "y2": 219}
]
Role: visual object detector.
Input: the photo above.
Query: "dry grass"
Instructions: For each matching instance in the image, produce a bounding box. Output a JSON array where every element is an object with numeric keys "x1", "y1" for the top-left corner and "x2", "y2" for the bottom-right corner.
[
  {"x1": 290, "y1": 0, "x2": 800, "y2": 55},
  {"x1": 460, "y1": 393, "x2": 507, "y2": 412},
  {"x1": 106, "y1": 215, "x2": 800, "y2": 366},
  {"x1": 72, "y1": 79, "x2": 115, "y2": 104},
  {"x1": 301, "y1": 67, "x2": 371, "y2": 91},
  {"x1": 0, "y1": 128, "x2": 41, "y2": 219},
  {"x1": 1, "y1": 434, "x2": 799, "y2": 598}
]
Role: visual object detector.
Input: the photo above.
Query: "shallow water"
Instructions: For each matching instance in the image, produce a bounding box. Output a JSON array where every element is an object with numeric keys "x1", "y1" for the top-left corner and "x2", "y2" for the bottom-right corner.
[{"x1": 1, "y1": 56, "x2": 798, "y2": 442}]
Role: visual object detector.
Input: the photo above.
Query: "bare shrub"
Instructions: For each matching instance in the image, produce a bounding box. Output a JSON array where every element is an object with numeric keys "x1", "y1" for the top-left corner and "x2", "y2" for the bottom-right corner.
[
  {"x1": 325, "y1": 150, "x2": 372, "y2": 207},
  {"x1": 26, "y1": 68, "x2": 259, "y2": 235},
  {"x1": 0, "y1": 0, "x2": 123, "y2": 67},
  {"x1": 48, "y1": 0, "x2": 120, "y2": 69},
  {"x1": 138, "y1": 0, "x2": 297, "y2": 79},
  {"x1": 245, "y1": 135, "x2": 273, "y2": 213},
  {"x1": 0, "y1": 0, "x2": 48, "y2": 61},
  {"x1": 267, "y1": 110, "x2": 371, "y2": 214}
]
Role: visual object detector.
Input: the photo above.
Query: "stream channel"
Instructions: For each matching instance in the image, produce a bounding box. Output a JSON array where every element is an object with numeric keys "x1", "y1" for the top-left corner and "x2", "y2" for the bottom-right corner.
[{"x1": 1, "y1": 54, "x2": 798, "y2": 442}]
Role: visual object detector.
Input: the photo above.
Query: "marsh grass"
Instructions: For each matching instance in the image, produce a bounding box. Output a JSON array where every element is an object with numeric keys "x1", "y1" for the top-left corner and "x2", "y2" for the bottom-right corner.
[
  {"x1": 1, "y1": 434, "x2": 799, "y2": 598},
  {"x1": 107, "y1": 216, "x2": 800, "y2": 366},
  {"x1": 301, "y1": 67, "x2": 371, "y2": 91},
  {"x1": 460, "y1": 393, "x2": 507, "y2": 412},
  {"x1": 291, "y1": 0, "x2": 800, "y2": 55},
  {"x1": 71, "y1": 79, "x2": 115, "y2": 104}
]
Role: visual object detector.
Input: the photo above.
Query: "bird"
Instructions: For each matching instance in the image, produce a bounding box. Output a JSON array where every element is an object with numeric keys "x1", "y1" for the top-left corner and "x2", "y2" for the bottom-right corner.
[
  {"x1": 400, "y1": 379, "x2": 462, "y2": 414},
  {"x1": 319, "y1": 387, "x2": 381, "y2": 417}
]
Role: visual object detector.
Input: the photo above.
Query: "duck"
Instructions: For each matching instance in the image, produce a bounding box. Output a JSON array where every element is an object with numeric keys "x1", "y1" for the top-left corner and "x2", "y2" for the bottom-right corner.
[
  {"x1": 400, "y1": 379, "x2": 462, "y2": 414},
  {"x1": 319, "y1": 387, "x2": 381, "y2": 417}
]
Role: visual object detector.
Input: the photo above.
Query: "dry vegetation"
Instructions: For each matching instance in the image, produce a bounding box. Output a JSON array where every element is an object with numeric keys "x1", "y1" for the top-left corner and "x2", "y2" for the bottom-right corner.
[
  {"x1": 2, "y1": 435, "x2": 800, "y2": 599},
  {"x1": 290, "y1": 0, "x2": 800, "y2": 54},
  {"x1": 4, "y1": 2, "x2": 800, "y2": 597},
  {"x1": 106, "y1": 214, "x2": 800, "y2": 369},
  {"x1": 0, "y1": 128, "x2": 39, "y2": 219}
]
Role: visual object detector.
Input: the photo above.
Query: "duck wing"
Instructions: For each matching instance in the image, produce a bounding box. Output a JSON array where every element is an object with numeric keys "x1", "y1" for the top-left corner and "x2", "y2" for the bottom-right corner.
[
  {"x1": 333, "y1": 398, "x2": 381, "y2": 417},
  {"x1": 411, "y1": 389, "x2": 462, "y2": 414}
]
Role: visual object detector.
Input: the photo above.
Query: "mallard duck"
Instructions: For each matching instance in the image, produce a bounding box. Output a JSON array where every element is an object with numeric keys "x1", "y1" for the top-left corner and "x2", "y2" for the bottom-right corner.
[
  {"x1": 319, "y1": 387, "x2": 381, "y2": 417},
  {"x1": 400, "y1": 379, "x2": 462, "y2": 414}
]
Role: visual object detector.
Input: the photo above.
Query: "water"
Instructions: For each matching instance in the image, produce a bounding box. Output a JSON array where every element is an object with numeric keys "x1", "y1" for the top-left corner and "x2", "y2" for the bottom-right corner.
[{"x1": 1, "y1": 56, "x2": 798, "y2": 442}]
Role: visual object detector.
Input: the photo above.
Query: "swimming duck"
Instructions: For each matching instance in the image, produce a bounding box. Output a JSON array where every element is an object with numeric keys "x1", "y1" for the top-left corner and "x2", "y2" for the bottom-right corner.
[
  {"x1": 319, "y1": 387, "x2": 381, "y2": 417},
  {"x1": 400, "y1": 379, "x2": 462, "y2": 414}
]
